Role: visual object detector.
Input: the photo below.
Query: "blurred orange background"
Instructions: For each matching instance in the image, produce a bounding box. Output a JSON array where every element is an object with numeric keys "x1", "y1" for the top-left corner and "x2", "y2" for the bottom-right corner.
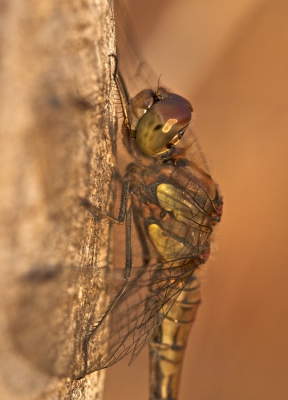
[{"x1": 105, "y1": 0, "x2": 288, "y2": 399}]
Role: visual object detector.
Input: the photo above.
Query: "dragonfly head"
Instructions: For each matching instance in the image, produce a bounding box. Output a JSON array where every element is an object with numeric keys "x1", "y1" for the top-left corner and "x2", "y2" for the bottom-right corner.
[{"x1": 130, "y1": 88, "x2": 193, "y2": 156}]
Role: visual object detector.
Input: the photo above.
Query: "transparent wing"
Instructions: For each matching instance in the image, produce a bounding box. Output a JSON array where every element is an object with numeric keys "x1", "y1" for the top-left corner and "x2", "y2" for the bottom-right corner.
[
  {"x1": 114, "y1": 0, "x2": 160, "y2": 97},
  {"x1": 84, "y1": 258, "x2": 196, "y2": 373}
]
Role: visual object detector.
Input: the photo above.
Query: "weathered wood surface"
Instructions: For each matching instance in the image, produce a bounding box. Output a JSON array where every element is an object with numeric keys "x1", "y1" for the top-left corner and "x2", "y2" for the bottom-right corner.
[{"x1": 0, "y1": 0, "x2": 115, "y2": 398}]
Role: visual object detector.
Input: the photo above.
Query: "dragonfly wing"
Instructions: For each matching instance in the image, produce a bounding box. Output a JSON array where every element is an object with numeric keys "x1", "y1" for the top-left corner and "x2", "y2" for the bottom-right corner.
[
  {"x1": 84, "y1": 259, "x2": 196, "y2": 373},
  {"x1": 114, "y1": 0, "x2": 160, "y2": 97}
]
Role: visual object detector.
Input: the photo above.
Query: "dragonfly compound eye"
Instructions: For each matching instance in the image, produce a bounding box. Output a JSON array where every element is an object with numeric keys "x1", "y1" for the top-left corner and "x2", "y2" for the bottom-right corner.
[{"x1": 136, "y1": 95, "x2": 193, "y2": 155}]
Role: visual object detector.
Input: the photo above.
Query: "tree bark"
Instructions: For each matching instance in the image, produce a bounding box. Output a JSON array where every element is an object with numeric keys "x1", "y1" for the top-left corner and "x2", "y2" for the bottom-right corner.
[{"x1": 0, "y1": 0, "x2": 115, "y2": 399}]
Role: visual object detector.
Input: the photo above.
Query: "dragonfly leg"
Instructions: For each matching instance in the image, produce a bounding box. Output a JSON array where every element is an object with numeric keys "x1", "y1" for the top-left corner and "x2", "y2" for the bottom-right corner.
[
  {"x1": 131, "y1": 205, "x2": 151, "y2": 266},
  {"x1": 109, "y1": 53, "x2": 130, "y2": 129},
  {"x1": 79, "y1": 171, "x2": 131, "y2": 224},
  {"x1": 149, "y1": 275, "x2": 201, "y2": 400}
]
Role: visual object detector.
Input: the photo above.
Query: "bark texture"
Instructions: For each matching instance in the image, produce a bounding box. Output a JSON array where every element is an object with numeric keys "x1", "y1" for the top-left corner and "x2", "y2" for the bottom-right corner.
[{"x1": 0, "y1": 0, "x2": 115, "y2": 399}]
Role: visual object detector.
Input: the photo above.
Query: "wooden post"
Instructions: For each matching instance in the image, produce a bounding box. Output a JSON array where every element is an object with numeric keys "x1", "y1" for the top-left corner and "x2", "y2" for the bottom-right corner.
[{"x1": 0, "y1": 0, "x2": 116, "y2": 398}]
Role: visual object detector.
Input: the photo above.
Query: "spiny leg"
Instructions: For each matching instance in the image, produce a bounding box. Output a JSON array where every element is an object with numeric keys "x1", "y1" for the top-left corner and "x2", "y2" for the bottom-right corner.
[
  {"x1": 109, "y1": 53, "x2": 130, "y2": 129},
  {"x1": 79, "y1": 168, "x2": 131, "y2": 224}
]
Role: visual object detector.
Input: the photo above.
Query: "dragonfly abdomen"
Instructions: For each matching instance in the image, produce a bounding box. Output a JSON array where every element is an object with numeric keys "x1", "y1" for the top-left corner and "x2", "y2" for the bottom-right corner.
[{"x1": 149, "y1": 275, "x2": 201, "y2": 400}]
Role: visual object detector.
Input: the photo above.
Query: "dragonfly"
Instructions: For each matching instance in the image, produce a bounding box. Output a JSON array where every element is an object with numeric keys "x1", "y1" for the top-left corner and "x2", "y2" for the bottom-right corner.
[
  {"x1": 8, "y1": 2, "x2": 222, "y2": 399},
  {"x1": 80, "y1": 2, "x2": 223, "y2": 398}
]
